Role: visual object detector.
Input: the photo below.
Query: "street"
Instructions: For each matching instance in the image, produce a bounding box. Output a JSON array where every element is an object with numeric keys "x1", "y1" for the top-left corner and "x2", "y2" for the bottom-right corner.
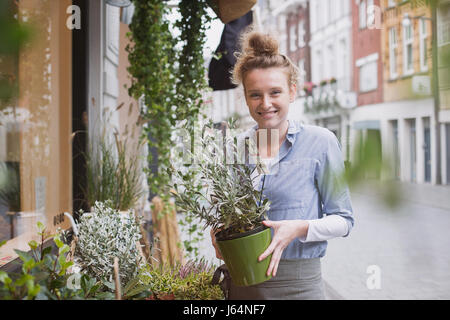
[
  {"x1": 322, "y1": 181, "x2": 450, "y2": 300},
  {"x1": 180, "y1": 180, "x2": 450, "y2": 300}
]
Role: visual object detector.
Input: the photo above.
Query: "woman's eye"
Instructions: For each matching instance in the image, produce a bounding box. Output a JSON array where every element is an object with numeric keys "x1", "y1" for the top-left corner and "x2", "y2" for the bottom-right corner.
[
  {"x1": 250, "y1": 93, "x2": 260, "y2": 98},
  {"x1": 271, "y1": 91, "x2": 281, "y2": 95}
]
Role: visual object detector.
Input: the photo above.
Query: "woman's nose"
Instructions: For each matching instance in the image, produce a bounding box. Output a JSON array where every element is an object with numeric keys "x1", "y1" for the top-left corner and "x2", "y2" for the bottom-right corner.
[{"x1": 261, "y1": 95, "x2": 272, "y2": 109}]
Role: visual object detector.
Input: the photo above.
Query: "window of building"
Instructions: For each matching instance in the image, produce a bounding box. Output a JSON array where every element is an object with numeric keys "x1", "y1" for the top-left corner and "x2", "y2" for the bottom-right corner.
[
  {"x1": 359, "y1": 0, "x2": 367, "y2": 29},
  {"x1": 0, "y1": 0, "x2": 72, "y2": 266},
  {"x1": 316, "y1": 50, "x2": 323, "y2": 83},
  {"x1": 359, "y1": 61, "x2": 378, "y2": 92},
  {"x1": 388, "y1": 0, "x2": 396, "y2": 8},
  {"x1": 289, "y1": 24, "x2": 297, "y2": 52},
  {"x1": 419, "y1": 18, "x2": 429, "y2": 72},
  {"x1": 438, "y1": 3, "x2": 450, "y2": 46},
  {"x1": 328, "y1": 44, "x2": 336, "y2": 80},
  {"x1": 403, "y1": 23, "x2": 414, "y2": 75},
  {"x1": 298, "y1": 21, "x2": 305, "y2": 48},
  {"x1": 316, "y1": 0, "x2": 321, "y2": 30},
  {"x1": 328, "y1": 0, "x2": 334, "y2": 23},
  {"x1": 367, "y1": 0, "x2": 375, "y2": 27},
  {"x1": 389, "y1": 27, "x2": 398, "y2": 79},
  {"x1": 298, "y1": 59, "x2": 306, "y2": 86}
]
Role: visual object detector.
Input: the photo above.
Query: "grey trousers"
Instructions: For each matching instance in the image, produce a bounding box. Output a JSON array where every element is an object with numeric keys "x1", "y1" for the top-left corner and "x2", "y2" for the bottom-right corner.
[{"x1": 228, "y1": 258, "x2": 325, "y2": 300}]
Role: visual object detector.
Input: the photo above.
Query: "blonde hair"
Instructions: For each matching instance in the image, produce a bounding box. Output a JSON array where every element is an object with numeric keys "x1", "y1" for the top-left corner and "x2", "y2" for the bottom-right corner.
[{"x1": 231, "y1": 29, "x2": 299, "y2": 87}]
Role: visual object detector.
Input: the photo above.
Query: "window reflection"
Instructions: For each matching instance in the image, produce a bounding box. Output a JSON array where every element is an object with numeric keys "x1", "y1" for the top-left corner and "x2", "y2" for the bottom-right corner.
[{"x1": 1, "y1": 0, "x2": 72, "y2": 262}]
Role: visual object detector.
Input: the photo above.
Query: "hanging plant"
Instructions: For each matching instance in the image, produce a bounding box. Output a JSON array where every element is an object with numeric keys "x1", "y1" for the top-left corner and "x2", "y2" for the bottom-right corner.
[
  {"x1": 127, "y1": 0, "x2": 214, "y2": 224},
  {"x1": 175, "y1": 0, "x2": 213, "y2": 126},
  {"x1": 126, "y1": 0, "x2": 178, "y2": 210}
]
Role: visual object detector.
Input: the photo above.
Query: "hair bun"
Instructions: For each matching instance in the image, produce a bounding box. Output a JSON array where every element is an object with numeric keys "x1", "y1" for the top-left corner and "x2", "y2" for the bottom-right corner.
[{"x1": 243, "y1": 31, "x2": 279, "y2": 57}]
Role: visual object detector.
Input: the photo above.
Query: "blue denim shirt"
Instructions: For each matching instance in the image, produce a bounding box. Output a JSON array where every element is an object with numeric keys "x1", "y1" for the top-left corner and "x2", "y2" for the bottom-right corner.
[{"x1": 239, "y1": 119, "x2": 354, "y2": 259}]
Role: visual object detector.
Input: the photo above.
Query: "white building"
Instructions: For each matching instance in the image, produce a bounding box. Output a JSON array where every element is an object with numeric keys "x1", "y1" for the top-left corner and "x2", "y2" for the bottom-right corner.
[{"x1": 307, "y1": 0, "x2": 355, "y2": 159}]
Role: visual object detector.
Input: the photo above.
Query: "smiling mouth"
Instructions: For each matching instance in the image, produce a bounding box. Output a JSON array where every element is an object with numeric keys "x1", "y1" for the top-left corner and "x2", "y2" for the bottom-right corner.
[{"x1": 257, "y1": 110, "x2": 278, "y2": 118}]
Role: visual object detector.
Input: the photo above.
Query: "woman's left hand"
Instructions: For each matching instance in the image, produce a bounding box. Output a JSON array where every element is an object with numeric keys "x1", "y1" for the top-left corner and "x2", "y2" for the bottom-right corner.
[{"x1": 258, "y1": 220, "x2": 309, "y2": 277}]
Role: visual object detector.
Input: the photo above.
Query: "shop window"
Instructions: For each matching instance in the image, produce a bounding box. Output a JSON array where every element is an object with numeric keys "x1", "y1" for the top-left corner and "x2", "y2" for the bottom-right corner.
[{"x1": 0, "y1": 0, "x2": 72, "y2": 266}]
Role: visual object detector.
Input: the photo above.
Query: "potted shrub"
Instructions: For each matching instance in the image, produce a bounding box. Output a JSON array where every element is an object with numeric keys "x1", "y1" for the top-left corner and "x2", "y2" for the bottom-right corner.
[
  {"x1": 135, "y1": 259, "x2": 224, "y2": 300},
  {"x1": 73, "y1": 201, "x2": 145, "y2": 290},
  {"x1": 170, "y1": 124, "x2": 272, "y2": 286}
]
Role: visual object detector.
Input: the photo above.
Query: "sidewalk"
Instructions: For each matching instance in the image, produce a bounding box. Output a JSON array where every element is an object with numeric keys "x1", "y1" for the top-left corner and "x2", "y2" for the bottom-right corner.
[
  {"x1": 177, "y1": 181, "x2": 450, "y2": 300},
  {"x1": 322, "y1": 180, "x2": 450, "y2": 300},
  {"x1": 354, "y1": 180, "x2": 450, "y2": 211}
]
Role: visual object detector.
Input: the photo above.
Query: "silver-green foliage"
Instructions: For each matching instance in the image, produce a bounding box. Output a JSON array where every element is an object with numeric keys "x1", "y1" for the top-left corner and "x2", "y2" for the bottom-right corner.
[
  {"x1": 75, "y1": 201, "x2": 143, "y2": 288},
  {"x1": 171, "y1": 123, "x2": 271, "y2": 238}
]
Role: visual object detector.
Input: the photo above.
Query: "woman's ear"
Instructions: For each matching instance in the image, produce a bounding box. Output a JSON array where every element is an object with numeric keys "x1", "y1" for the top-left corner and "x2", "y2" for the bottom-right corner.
[{"x1": 289, "y1": 83, "x2": 297, "y2": 102}]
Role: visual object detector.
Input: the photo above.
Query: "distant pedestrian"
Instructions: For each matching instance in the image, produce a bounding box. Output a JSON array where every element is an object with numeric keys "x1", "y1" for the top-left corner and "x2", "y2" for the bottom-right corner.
[{"x1": 210, "y1": 28, "x2": 355, "y2": 300}]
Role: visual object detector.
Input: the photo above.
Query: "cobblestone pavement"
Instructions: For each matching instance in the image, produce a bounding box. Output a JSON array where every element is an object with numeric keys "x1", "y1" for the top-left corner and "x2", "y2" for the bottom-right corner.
[{"x1": 321, "y1": 181, "x2": 450, "y2": 300}]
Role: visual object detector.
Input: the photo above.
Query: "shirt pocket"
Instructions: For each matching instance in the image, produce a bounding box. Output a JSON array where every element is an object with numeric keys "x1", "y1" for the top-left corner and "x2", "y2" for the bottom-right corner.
[{"x1": 268, "y1": 158, "x2": 316, "y2": 208}]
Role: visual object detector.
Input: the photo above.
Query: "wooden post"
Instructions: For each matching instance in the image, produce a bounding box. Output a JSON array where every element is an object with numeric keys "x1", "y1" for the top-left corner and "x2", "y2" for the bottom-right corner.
[
  {"x1": 151, "y1": 196, "x2": 184, "y2": 267},
  {"x1": 113, "y1": 257, "x2": 121, "y2": 300}
]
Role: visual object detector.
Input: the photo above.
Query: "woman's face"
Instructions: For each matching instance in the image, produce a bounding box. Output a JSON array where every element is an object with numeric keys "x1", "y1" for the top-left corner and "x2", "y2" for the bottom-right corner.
[{"x1": 243, "y1": 67, "x2": 296, "y2": 131}]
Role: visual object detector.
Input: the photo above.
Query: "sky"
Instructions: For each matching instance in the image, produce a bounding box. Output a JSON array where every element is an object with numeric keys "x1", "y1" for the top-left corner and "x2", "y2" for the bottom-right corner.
[{"x1": 166, "y1": 3, "x2": 225, "y2": 58}]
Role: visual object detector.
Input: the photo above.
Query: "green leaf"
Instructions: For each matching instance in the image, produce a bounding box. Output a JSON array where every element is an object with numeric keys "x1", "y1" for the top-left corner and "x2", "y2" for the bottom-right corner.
[
  {"x1": 28, "y1": 240, "x2": 38, "y2": 250},
  {"x1": 14, "y1": 249, "x2": 32, "y2": 262},
  {"x1": 0, "y1": 271, "x2": 11, "y2": 284},
  {"x1": 58, "y1": 244, "x2": 70, "y2": 256},
  {"x1": 41, "y1": 246, "x2": 52, "y2": 258},
  {"x1": 53, "y1": 235, "x2": 64, "y2": 248},
  {"x1": 37, "y1": 221, "x2": 44, "y2": 232}
]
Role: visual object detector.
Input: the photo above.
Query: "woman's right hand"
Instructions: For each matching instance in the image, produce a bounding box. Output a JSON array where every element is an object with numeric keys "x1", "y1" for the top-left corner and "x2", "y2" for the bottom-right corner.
[{"x1": 210, "y1": 228, "x2": 223, "y2": 260}]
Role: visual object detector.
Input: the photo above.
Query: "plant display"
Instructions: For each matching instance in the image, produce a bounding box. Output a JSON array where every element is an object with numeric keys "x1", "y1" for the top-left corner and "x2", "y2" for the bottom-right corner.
[
  {"x1": 0, "y1": 162, "x2": 20, "y2": 212},
  {"x1": 74, "y1": 201, "x2": 144, "y2": 288},
  {"x1": 0, "y1": 223, "x2": 114, "y2": 300},
  {"x1": 171, "y1": 123, "x2": 271, "y2": 240},
  {"x1": 127, "y1": 0, "x2": 212, "y2": 214},
  {"x1": 83, "y1": 110, "x2": 145, "y2": 211},
  {"x1": 138, "y1": 259, "x2": 224, "y2": 300}
]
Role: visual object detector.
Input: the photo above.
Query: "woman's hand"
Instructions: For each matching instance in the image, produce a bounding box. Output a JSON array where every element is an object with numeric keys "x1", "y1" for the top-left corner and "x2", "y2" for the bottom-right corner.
[
  {"x1": 210, "y1": 228, "x2": 223, "y2": 260},
  {"x1": 258, "y1": 220, "x2": 309, "y2": 277}
]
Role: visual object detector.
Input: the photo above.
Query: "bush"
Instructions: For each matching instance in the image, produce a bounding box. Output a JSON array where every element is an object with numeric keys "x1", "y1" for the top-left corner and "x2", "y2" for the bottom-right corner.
[{"x1": 75, "y1": 201, "x2": 144, "y2": 288}]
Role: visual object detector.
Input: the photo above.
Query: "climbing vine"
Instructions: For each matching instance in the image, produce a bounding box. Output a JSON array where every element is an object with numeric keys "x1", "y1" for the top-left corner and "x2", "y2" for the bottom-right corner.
[
  {"x1": 126, "y1": 0, "x2": 214, "y2": 256},
  {"x1": 126, "y1": 0, "x2": 177, "y2": 211}
]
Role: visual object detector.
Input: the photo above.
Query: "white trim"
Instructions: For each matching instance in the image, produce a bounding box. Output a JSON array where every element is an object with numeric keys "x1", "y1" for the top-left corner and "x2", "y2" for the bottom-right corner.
[
  {"x1": 402, "y1": 23, "x2": 415, "y2": 76},
  {"x1": 355, "y1": 52, "x2": 379, "y2": 67},
  {"x1": 88, "y1": 0, "x2": 104, "y2": 147},
  {"x1": 419, "y1": 18, "x2": 429, "y2": 72}
]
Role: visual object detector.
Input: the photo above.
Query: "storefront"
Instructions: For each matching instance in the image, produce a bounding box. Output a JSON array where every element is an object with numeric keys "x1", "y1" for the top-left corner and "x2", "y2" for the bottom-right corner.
[{"x1": 0, "y1": 0, "x2": 73, "y2": 266}]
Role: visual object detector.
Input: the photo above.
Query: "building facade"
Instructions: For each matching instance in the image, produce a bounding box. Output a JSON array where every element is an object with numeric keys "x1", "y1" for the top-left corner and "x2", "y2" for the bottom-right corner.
[
  {"x1": 437, "y1": 0, "x2": 450, "y2": 184},
  {"x1": 307, "y1": 0, "x2": 355, "y2": 161},
  {"x1": 0, "y1": 0, "x2": 149, "y2": 267},
  {"x1": 379, "y1": 0, "x2": 435, "y2": 183}
]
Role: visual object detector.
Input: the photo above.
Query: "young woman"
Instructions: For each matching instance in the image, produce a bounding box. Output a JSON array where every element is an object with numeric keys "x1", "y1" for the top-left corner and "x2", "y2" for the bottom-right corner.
[{"x1": 211, "y1": 30, "x2": 354, "y2": 300}]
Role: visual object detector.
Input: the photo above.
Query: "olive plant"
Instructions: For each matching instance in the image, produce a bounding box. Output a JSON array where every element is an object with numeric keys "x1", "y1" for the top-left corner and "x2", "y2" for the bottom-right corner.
[{"x1": 170, "y1": 122, "x2": 271, "y2": 240}]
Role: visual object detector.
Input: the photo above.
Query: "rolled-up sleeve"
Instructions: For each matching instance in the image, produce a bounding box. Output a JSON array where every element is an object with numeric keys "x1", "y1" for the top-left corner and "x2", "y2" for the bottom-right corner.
[{"x1": 314, "y1": 130, "x2": 354, "y2": 237}]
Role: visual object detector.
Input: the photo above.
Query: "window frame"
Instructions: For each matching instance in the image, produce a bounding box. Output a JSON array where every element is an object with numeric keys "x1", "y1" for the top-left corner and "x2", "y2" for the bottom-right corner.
[
  {"x1": 403, "y1": 22, "x2": 415, "y2": 76},
  {"x1": 419, "y1": 18, "x2": 428, "y2": 72},
  {"x1": 389, "y1": 27, "x2": 398, "y2": 79}
]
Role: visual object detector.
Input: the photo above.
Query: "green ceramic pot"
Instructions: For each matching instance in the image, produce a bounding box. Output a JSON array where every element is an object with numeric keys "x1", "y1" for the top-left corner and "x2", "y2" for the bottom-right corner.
[{"x1": 216, "y1": 225, "x2": 272, "y2": 287}]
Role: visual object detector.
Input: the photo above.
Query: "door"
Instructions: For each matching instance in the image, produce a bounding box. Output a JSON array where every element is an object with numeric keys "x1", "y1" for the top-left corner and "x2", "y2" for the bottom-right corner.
[
  {"x1": 409, "y1": 119, "x2": 417, "y2": 182},
  {"x1": 423, "y1": 118, "x2": 431, "y2": 183},
  {"x1": 446, "y1": 123, "x2": 450, "y2": 185}
]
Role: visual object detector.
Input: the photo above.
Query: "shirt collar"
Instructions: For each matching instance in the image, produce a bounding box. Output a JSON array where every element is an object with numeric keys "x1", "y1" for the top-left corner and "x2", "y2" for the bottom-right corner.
[{"x1": 249, "y1": 119, "x2": 302, "y2": 137}]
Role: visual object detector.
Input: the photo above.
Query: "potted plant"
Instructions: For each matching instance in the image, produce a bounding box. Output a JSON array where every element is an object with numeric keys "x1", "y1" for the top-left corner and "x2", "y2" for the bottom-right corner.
[
  {"x1": 0, "y1": 162, "x2": 21, "y2": 239},
  {"x1": 73, "y1": 201, "x2": 145, "y2": 290},
  {"x1": 135, "y1": 259, "x2": 224, "y2": 300},
  {"x1": 170, "y1": 123, "x2": 272, "y2": 286}
]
